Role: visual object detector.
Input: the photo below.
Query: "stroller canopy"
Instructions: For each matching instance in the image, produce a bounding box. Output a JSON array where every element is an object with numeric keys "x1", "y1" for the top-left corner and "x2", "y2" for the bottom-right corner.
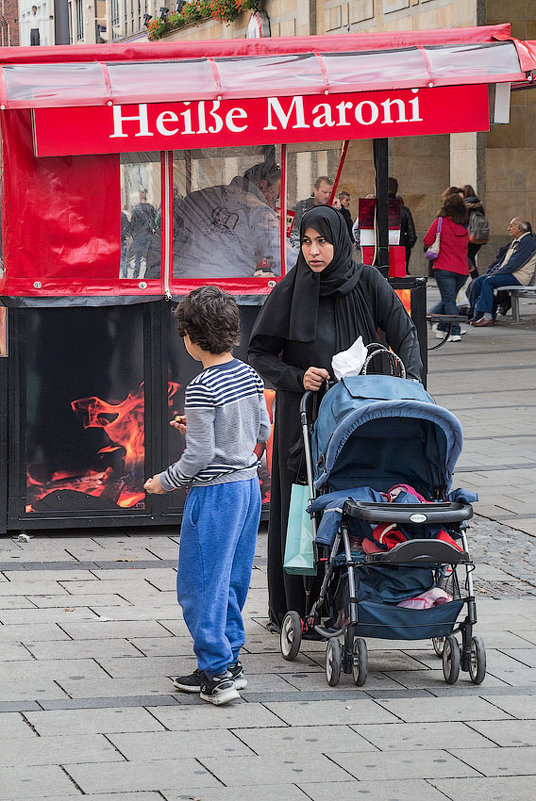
[{"x1": 312, "y1": 376, "x2": 463, "y2": 497}]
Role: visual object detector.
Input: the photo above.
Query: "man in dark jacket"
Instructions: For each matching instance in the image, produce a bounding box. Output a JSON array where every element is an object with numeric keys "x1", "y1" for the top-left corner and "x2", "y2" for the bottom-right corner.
[
  {"x1": 471, "y1": 217, "x2": 536, "y2": 326},
  {"x1": 388, "y1": 177, "x2": 417, "y2": 269},
  {"x1": 130, "y1": 190, "x2": 157, "y2": 278},
  {"x1": 333, "y1": 191, "x2": 355, "y2": 242}
]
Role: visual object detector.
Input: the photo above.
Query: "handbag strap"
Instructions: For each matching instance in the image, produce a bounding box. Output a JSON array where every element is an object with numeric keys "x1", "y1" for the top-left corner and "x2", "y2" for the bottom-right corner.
[
  {"x1": 437, "y1": 216, "x2": 443, "y2": 237},
  {"x1": 360, "y1": 343, "x2": 407, "y2": 379}
]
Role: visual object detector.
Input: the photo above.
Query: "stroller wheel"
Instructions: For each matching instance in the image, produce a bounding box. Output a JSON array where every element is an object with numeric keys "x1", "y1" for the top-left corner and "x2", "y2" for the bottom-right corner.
[
  {"x1": 442, "y1": 635, "x2": 460, "y2": 684},
  {"x1": 325, "y1": 638, "x2": 342, "y2": 686},
  {"x1": 468, "y1": 636, "x2": 486, "y2": 685},
  {"x1": 432, "y1": 637, "x2": 445, "y2": 657},
  {"x1": 352, "y1": 637, "x2": 368, "y2": 686},
  {"x1": 280, "y1": 611, "x2": 302, "y2": 661}
]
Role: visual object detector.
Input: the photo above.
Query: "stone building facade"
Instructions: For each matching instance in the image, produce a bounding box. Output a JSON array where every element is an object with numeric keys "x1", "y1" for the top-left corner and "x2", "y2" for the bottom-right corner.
[{"x1": 138, "y1": 0, "x2": 535, "y2": 274}]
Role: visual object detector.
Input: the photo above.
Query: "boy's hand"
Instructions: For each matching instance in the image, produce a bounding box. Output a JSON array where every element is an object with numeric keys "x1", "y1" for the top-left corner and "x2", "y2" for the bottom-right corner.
[
  {"x1": 170, "y1": 414, "x2": 187, "y2": 435},
  {"x1": 144, "y1": 475, "x2": 166, "y2": 494}
]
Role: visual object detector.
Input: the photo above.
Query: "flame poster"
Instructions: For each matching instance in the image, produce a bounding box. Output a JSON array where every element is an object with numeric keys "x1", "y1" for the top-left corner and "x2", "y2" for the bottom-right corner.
[{"x1": 25, "y1": 306, "x2": 147, "y2": 514}]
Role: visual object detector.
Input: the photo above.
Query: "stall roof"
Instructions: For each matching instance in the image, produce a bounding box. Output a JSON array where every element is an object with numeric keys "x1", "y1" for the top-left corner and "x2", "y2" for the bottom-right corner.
[{"x1": 0, "y1": 24, "x2": 535, "y2": 109}]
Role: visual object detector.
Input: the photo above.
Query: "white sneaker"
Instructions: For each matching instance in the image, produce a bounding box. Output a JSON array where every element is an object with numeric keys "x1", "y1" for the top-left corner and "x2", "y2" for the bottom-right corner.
[
  {"x1": 447, "y1": 335, "x2": 462, "y2": 342},
  {"x1": 435, "y1": 330, "x2": 447, "y2": 339},
  {"x1": 431, "y1": 323, "x2": 439, "y2": 333}
]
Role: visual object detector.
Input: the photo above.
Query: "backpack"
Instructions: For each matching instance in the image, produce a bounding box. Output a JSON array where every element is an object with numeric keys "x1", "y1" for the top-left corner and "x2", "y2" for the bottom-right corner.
[{"x1": 468, "y1": 209, "x2": 489, "y2": 244}]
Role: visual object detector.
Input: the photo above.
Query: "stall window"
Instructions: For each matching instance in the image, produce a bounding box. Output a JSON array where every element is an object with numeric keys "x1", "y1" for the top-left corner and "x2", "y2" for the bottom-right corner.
[
  {"x1": 286, "y1": 141, "x2": 345, "y2": 248},
  {"x1": 171, "y1": 144, "x2": 296, "y2": 280},
  {"x1": 120, "y1": 152, "x2": 161, "y2": 279}
]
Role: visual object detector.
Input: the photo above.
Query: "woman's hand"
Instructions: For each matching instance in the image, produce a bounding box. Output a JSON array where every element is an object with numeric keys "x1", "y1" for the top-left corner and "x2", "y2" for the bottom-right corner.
[{"x1": 303, "y1": 366, "x2": 330, "y2": 391}]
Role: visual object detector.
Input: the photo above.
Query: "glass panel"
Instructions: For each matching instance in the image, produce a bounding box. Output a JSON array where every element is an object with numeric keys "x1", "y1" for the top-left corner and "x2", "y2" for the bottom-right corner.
[
  {"x1": 171, "y1": 144, "x2": 297, "y2": 279},
  {"x1": 323, "y1": 48, "x2": 428, "y2": 90},
  {"x1": 25, "y1": 306, "x2": 146, "y2": 514},
  {"x1": 424, "y1": 42, "x2": 520, "y2": 78},
  {"x1": 3, "y1": 63, "x2": 106, "y2": 105},
  {"x1": 120, "y1": 152, "x2": 161, "y2": 279},
  {"x1": 215, "y1": 53, "x2": 324, "y2": 97},
  {"x1": 107, "y1": 59, "x2": 217, "y2": 103},
  {"x1": 286, "y1": 141, "x2": 345, "y2": 249}
]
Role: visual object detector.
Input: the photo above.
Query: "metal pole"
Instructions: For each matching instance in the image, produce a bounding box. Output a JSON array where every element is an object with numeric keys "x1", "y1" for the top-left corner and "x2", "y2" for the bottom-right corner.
[
  {"x1": 373, "y1": 138, "x2": 389, "y2": 276},
  {"x1": 54, "y1": 0, "x2": 70, "y2": 44}
]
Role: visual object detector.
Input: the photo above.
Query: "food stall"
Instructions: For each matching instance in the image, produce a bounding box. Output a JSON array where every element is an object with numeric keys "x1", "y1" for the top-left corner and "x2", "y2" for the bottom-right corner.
[{"x1": 0, "y1": 24, "x2": 534, "y2": 534}]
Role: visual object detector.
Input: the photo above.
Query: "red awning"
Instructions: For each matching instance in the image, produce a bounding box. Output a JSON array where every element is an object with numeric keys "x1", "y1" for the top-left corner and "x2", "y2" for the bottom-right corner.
[{"x1": 0, "y1": 25, "x2": 534, "y2": 110}]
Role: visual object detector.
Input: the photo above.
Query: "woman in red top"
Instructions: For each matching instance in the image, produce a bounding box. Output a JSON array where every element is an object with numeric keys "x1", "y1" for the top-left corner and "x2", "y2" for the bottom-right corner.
[{"x1": 424, "y1": 193, "x2": 469, "y2": 341}]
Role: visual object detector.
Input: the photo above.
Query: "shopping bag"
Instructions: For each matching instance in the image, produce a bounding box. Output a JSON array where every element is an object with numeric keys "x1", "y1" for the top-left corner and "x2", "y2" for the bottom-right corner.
[{"x1": 283, "y1": 483, "x2": 317, "y2": 575}]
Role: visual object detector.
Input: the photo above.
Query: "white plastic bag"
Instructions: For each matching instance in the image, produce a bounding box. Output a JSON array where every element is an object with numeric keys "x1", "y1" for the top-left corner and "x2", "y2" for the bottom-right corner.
[{"x1": 331, "y1": 336, "x2": 368, "y2": 381}]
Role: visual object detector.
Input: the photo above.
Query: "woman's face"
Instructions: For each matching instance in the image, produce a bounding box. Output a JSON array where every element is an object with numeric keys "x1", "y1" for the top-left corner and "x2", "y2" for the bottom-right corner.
[{"x1": 301, "y1": 227, "x2": 334, "y2": 273}]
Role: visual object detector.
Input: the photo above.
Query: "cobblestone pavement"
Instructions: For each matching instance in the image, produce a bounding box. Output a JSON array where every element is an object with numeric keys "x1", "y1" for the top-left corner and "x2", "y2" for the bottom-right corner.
[{"x1": 0, "y1": 290, "x2": 535, "y2": 801}]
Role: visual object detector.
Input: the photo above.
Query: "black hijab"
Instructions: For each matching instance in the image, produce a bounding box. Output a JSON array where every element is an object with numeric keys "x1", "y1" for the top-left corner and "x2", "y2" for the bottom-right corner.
[{"x1": 252, "y1": 204, "x2": 363, "y2": 342}]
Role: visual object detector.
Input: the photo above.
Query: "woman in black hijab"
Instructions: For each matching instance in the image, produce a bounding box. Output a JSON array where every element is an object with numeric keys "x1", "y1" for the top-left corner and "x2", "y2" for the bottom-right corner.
[{"x1": 248, "y1": 205, "x2": 422, "y2": 631}]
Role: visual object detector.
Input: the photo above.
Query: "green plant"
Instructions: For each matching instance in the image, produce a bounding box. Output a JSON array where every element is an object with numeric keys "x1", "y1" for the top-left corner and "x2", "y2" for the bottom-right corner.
[{"x1": 147, "y1": 0, "x2": 261, "y2": 40}]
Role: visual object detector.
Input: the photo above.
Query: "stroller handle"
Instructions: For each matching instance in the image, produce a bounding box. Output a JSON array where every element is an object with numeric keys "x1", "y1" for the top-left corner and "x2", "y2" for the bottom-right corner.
[{"x1": 343, "y1": 500, "x2": 473, "y2": 525}]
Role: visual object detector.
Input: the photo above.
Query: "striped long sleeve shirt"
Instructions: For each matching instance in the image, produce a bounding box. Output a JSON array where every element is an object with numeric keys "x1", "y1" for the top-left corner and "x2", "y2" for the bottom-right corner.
[{"x1": 159, "y1": 358, "x2": 271, "y2": 490}]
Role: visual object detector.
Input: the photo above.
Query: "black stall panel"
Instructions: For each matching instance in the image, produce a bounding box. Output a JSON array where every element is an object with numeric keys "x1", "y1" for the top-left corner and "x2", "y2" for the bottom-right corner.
[{"x1": 7, "y1": 304, "x2": 164, "y2": 529}]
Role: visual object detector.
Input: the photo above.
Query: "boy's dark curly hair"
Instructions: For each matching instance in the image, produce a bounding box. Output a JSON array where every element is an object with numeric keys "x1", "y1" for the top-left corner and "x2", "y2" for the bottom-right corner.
[
  {"x1": 174, "y1": 286, "x2": 240, "y2": 354},
  {"x1": 439, "y1": 193, "x2": 467, "y2": 226}
]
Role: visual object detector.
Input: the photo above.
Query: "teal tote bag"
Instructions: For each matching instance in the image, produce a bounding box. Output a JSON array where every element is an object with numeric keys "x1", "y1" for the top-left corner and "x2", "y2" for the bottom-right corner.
[{"x1": 283, "y1": 483, "x2": 317, "y2": 576}]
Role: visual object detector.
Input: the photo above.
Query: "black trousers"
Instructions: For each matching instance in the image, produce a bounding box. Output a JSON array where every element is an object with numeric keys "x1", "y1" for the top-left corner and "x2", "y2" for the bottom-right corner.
[{"x1": 30, "y1": 28, "x2": 40, "y2": 46}]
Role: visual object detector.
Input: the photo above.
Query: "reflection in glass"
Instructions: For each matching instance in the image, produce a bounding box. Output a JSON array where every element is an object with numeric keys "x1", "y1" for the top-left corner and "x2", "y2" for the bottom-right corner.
[
  {"x1": 286, "y1": 142, "x2": 344, "y2": 249},
  {"x1": 169, "y1": 145, "x2": 297, "y2": 279},
  {"x1": 119, "y1": 152, "x2": 161, "y2": 279}
]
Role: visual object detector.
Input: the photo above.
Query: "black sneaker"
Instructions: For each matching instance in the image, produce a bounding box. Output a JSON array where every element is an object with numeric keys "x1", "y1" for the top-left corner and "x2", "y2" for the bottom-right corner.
[
  {"x1": 200, "y1": 672, "x2": 240, "y2": 706},
  {"x1": 172, "y1": 668, "x2": 206, "y2": 693},
  {"x1": 228, "y1": 661, "x2": 247, "y2": 690}
]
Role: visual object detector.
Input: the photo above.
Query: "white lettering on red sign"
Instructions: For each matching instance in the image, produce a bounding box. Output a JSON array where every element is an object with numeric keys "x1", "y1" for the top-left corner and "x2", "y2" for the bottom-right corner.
[{"x1": 108, "y1": 93, "x2": 422, "y2": 140}]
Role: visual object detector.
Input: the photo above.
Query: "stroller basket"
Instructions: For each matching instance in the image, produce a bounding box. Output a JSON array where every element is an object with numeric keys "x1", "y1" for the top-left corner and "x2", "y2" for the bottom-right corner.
[
  {"x1": 355, "y1": 599, "x2": 465, "y2": 640},
  {"x1": 363, "y1": 539, "x2": 470, "y2": 565}
]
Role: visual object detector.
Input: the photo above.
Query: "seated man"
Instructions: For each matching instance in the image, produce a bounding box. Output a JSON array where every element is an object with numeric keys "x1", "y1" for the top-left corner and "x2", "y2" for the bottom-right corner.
[
  {"x1": 289, "y1": 175, "x2": 333, "y2": 249},
  {"x1": 470, "y1": 217, "x2": 536, "y2": 327},
  {"x1": 172, "y1": 162, "x2": 296, "y2": 278}
]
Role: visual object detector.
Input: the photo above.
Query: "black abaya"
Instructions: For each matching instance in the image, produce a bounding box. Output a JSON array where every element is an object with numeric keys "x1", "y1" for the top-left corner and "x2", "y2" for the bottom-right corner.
[{"x1": 249, "y1": 264, "x2": 423, "y2": 627}]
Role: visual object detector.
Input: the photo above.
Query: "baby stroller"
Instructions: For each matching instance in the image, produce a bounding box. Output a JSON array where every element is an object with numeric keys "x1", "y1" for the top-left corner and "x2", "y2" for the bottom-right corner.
[{"x1": 280, "y1": 346, "x2": 486, "y2": 687}]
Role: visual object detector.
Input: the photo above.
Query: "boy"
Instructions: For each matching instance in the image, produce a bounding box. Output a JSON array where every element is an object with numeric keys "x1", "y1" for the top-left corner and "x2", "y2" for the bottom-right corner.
[{"x1": 144, "y1": 286, "x2": 271, "y2": 705}]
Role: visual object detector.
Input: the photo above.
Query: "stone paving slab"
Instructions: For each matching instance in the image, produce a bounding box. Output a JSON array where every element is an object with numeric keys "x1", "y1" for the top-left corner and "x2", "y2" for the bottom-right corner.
[
  {"x1": 1, "y1": 733, "x2": 124, "y2": 768},
  {"x1": 332, "y1": 748, "x2": 480, "y2": 780},
  {"x1": 25, "y1": 638, "x2": 143, "y2": 661},
  {"x1": 449, "y1": 744, "x2": 536, "y2": 777},
  {"x1": 25, "y1": 706, "x2": 167, "y2": 736},
  {"x1": 200, "y1": 753, "x2": 355, "y2": 786},
  {"x1": 149, "y1": 701, "x2": 287, "y2": 731},
  {"x1": 26, "y1": 593, "x2": 132, "y2": 608},
  {"x1": 467, "y1": 718, "x2": 536, "y2": 746},
  {"x1": 0, "y1": 712, "x2": 36, "y2": 739},
  {"x1": 349, "y1": 720, "x2": 497, "y2": 751},
  {"x1": 0, "y1": 765, "x2": 79, "y2": 799},
  {"x1": 64, "y1": 758, "x2": 220, "y2": 794},
  {"x1": 108, "y1": 728, "x2": 254, "y2": 760},
  {"x1": 375, "y1": 696, "x2": 513, "y2": 722},
  {"x1": 263, "y1": 699, "x2": 400, "y2": 726},
  {"x1": 299, "y1": 778, "x2": 451, "y2": 801},
  {"x1": 431, "y1": 775, "x2": 536, "y2": 801},
  {"x1": 233, "y1": 723, "x2": 377, "y2": 755},
  {"x1": 162, "y1": 785, "x2": 310, "y2": 801}
]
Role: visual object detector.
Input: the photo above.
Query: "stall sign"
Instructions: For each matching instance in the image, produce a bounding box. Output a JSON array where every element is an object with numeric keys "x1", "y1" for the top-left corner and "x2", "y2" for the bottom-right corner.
[{"x1": 32, "y1": 84, "x2": 489, "y2": 158}]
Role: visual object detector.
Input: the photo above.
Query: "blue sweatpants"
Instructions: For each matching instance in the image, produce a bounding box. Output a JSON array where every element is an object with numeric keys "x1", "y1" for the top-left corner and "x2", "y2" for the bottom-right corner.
[{"x1": 177, "y1": 477, "x2": 261, "y2": 679}]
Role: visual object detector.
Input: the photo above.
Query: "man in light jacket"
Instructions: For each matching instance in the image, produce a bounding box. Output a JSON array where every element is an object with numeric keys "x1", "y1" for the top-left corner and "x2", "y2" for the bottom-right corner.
[{"x1": 470, "y1": 217, "x2": 536, "y2": 327}]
